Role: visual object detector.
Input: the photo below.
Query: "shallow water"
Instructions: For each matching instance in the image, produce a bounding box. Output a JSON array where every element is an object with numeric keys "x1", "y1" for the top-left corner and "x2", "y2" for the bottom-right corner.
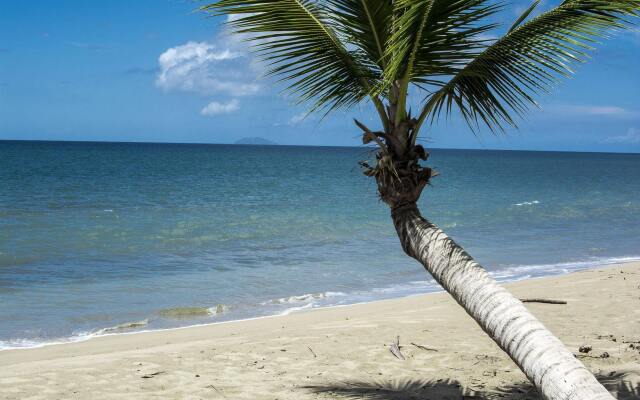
[{"x1": 1, "y1": 141, "x2": 639, "y2": 349}]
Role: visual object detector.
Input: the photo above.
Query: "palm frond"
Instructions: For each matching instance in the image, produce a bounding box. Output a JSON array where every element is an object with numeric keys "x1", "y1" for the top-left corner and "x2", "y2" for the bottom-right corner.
[
  {"x1": 383, "y1": 1, "x2": 499, "y2": 85},
  {"x1": 509, "y1": 0, "x2": 541, "y2": 33},
  {"x1": 381, "y1": 0, "x2": 500, "y2": 124},
  {"x1": 418, "y1": 0, "x2": 640, "y2": 135},
  {"x1": 329, "y1": 0, "x2": 393, "y2": 71},
  {"x1": 201, "y1": 0, "x2": 386, "y2": 117}
]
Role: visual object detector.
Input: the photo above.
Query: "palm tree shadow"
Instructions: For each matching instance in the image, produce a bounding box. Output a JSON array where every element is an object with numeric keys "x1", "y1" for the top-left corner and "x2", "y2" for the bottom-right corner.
[
  {"x1": 303, "y1": 372, "x2": 639, "y2": 400},
  {"x1": 303, "y1": 378, "x2": 532, "y2": 400},
  {"x1": 590, "y1": 372, "x2": 639, "y2": 400},
  {"x1": 612, "y1": 381, "x2": 640, "y2": 399},
  {"x1": 498, "y1": 371, "x2": 640, "y2": 400}
]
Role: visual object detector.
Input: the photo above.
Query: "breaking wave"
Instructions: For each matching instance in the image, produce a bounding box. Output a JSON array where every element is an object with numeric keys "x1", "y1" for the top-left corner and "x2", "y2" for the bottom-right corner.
[
  {"x1": 262, "y1": 291, "x2": 346, "y2": 305},
  {"x1": 514, "y1": 200, "x2": 540, "y2": 206}
]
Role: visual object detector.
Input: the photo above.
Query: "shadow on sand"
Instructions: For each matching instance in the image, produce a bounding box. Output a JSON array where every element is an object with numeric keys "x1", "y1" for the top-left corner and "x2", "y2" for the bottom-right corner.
[{"x1": 304, "y1": 372, "x2": 639, "y2": 399}]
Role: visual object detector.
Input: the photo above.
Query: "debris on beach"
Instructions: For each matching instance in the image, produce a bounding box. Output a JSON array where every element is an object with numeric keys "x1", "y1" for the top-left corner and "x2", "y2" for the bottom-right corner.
[
  {"x1": 597, "y1": 334, "x2": 618, "y2": 342},
  {"x1": 411, "y1": 342, "x2": 439, "y2": 352},
  {"x1": 520, "y1": 298, "x2": 567, "y2": 305},
  {"x1": 141, "y1": 371, "x2": 166, "y2": 379},
  {"x1": 389, "y1": 336, "x2": 405, "y2": 360},
  {"x1": 579, "y1": 345, "x2": 592, "y2": 354}
]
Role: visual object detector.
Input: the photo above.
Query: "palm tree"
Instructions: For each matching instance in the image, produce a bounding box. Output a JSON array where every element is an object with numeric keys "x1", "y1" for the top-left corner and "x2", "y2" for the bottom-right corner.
[{"x1": 201, "y1": 1, "x2": 639, "y2": 399}]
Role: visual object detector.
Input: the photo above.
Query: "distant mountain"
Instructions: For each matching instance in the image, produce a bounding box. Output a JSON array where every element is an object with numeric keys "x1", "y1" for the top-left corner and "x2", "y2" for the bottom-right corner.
[{"x1": 234, "y1": 137, "x2": 278, "y2": 145}]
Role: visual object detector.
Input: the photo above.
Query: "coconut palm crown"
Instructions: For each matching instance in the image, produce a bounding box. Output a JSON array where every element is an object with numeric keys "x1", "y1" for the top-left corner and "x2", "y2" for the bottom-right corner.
[
  {"x1": 203, "y1": 0, "x2": 638, "y2": 208},
  {"x1": 201, "y1": 1, "x2": 639, "y2": 399}
]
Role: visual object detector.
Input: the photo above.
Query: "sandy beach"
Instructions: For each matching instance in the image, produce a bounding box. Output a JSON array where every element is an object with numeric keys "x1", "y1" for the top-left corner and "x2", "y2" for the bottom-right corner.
[{"x1": 1, "y1": 262, "x2": 639, "y2": 400}]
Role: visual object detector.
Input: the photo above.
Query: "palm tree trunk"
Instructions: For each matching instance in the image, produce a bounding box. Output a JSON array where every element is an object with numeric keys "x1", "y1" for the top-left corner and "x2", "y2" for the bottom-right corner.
[{"x1": 392, "y1": 203, "x2": 614, "y2": 400}]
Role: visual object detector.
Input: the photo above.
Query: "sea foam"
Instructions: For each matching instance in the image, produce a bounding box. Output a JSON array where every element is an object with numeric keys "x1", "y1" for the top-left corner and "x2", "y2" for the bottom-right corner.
[{"x1": 514, "y1": 200, "x2": 540, "y2": 206}]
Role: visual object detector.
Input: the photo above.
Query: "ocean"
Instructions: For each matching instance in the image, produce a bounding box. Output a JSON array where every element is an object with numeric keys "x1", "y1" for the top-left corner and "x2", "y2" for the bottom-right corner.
[{"x1": 1, "y1": 140, "x2": 639, "y2": 349}]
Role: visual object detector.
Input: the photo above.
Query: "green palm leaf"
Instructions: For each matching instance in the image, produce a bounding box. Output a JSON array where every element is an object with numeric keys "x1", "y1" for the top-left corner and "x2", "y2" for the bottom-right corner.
[
  {"x1": 381, "y1": 0, "x2": 501, "y2": 124},
  {"x1": 328, "y1": 0, "x2": 393, "y2": 71},
  {"x1": 201, "y1": 0, "x2": 387, "y2": 120},
  {"x1": 508, "y1": 0, "x2": 541, "y2": 33},
  {"x1": 418, "y1": 0, "x2": 640, "y2": 135}
]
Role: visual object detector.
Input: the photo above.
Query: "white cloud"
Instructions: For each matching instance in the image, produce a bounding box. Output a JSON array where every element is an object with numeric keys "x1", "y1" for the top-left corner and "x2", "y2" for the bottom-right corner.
[
  {"x1": 155, "y1": 16, "x2": 274, "y2": 116},
  {"x1": 476, "y1": 33, "x2": 498, "y2": 43},
  {"x1": 552, "y1": 104, "x2": 638, "y2": 118},
  {"x1": 288, "y1": 113, "x2": 307, "y2": 126},
  {"x1": 605, "y1": 128, "x2": 640, "y2": 144},
  {"x1": 155, "y1": 40, "x2": 260, "y2": 97},
  {"x1": 578, "y1": 106, "x2": 629, "y2": 116},
  {"x1": 200, "y1": 99, "x2": 240, "y2": 116},
  {"x1": 271, "y1": 112, "x2": 312, "y2": 127}
]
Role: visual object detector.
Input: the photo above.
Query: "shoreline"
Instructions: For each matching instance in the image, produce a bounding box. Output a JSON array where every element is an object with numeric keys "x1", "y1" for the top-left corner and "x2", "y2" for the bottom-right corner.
[
  {"x1": 2, "y1": 256, "x2": 640, "y2": 353},
  {"x1": 2, "y1": 261, "x2": 638, "y2": 399}
]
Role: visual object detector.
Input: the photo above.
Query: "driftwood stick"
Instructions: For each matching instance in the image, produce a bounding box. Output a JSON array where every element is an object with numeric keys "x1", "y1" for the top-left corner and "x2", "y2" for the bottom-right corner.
[
  {"x1": 411, "y1": 342, "x2": 438, "y2": 352},
  {"x1": 141, "y1": 371, "x2": 166, "y2": 379},
  {"x1": 520, "y1": 298, "x2": 567, "y2": 305},
  {"x1": 308, "y1": 346, "x2": 317, "y2": 358}
]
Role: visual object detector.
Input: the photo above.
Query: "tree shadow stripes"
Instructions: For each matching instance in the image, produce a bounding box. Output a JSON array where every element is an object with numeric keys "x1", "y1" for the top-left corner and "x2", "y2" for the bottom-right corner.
[{"x1": 302, "y1": 372, "x2": 639, "y2": 400}]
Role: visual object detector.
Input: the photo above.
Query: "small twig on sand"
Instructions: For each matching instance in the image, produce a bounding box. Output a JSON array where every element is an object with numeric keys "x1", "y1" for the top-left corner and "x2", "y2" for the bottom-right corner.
[
  {"x1": 308, "y1": 346, "x2": 317, "y2": 358},
  {"x1": 576, "y1": 352, "x2": 610, "y2": 359},
  {"x1": 520, "y1": 298, "x2": 567, "y2": 305},
  {"x1": 141, "y1": 371, "x2": 166, "y2": 379},
  {"x1": 207, "y1": 385, "x2": 227, "y2": 398},
  {"x1": 390, "y1": 336, "x2": 405, "y2": 360},
  {"x1": 411, "y1": 342, "x2": 438, "y2": 352}
]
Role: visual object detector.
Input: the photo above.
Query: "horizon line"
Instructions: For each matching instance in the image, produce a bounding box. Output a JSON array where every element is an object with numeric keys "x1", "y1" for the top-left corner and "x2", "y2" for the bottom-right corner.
[{"x1": 0, "y1": 138, "x2": 638, "y2": 155}]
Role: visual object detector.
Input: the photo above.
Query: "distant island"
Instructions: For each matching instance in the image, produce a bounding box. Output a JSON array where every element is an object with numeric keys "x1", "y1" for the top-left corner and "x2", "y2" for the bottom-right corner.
[{"x1": 234, "y1": 137, "x2": 278, "y2": 145}]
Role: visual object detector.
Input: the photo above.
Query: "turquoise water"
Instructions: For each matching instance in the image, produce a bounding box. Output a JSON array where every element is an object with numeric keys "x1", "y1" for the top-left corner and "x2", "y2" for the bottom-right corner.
[{"x1": 1, "y1": 141, "x2": 639, "y2": 349}]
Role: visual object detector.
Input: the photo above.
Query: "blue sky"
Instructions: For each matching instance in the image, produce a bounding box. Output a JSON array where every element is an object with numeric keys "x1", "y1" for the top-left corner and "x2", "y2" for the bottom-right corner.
[{"x1": 1, "y1": 0, "x2": 639, "y2": 152}]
